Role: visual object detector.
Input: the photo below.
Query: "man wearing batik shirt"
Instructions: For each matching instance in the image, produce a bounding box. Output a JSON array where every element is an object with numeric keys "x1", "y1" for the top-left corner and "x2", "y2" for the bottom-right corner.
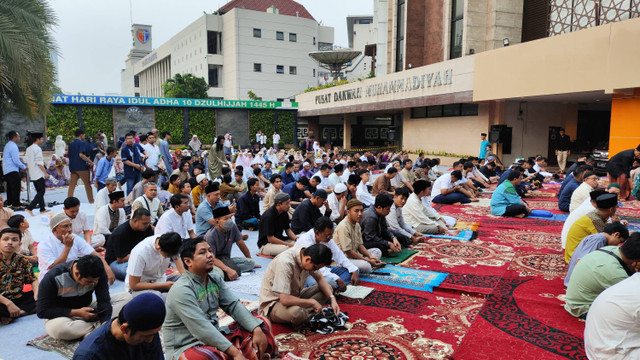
[{"x1": 0, "y1": 228, "x2": 38, "y2": 324}]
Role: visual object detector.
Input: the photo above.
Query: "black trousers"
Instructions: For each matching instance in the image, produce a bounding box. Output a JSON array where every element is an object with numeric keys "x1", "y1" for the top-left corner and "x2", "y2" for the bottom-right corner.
[
  {"x1": 5, "y1": 171, "x2": 21, "y2": 207},
  {"x1": 0, "y1": 291, "x2": 35, "y2": 318},
  {"x1": 27, "y1": 177, "x2": 46, "y2": 211},
  {"x1": 503, "y1": 204, "x2": 529, "y2": 217}
]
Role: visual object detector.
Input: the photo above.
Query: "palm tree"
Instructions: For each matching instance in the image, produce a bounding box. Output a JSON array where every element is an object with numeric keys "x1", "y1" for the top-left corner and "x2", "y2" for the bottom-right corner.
[{"x1": 0, "y1": 0, "x2": 58, "y2": 119}]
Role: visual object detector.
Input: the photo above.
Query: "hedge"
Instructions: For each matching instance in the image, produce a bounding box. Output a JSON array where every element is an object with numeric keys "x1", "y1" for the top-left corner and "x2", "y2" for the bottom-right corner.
[
  {"x1": 46, "y1": 105, "x2": 77, "y2": 143},
  {"x1": 82, "y1": 106, "x2": 113, "y2": 146},
  {"x1": 188, "y1": 108, "x2": 216, "y2": 146},
  {"x1": 249, "y1": 110, "x2": 275, "y2": 145},
  {"x1": 155, "y1": 108, "x2": 184, "y2": 145},
  {"x1": 278, "y1": 111, "x2": 296, "y2": 145}
]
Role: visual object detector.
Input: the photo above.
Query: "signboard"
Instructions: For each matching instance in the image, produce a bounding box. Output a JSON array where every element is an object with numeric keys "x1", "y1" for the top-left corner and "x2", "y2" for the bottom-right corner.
[
  {"x1": 51, "y1": 94, "x2": 299, "y2": 110},
  {"x1": 297, "y1": 127, "x2": 308, "y2": 140}
]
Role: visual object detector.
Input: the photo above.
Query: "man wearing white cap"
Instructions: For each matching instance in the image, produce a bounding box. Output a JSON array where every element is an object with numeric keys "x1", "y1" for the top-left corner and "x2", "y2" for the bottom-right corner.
[
  {"x1": 191, "y1": 174, "x2": 209, "y2": 207},
  {"x1": 299, "y1": 162, "x2": 315, "y2": 179},
  {"x1": 37, "y1": 212, "x2": 115, "y2": 283},
  {"x1": 327, "y1": 183, "x2": 348, "y2": 223}
]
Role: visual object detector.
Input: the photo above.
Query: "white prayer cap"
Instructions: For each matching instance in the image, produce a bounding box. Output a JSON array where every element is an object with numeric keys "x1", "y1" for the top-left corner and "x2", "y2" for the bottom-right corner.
[
  {"x1": 315, "y1": 159, "x2": 323, "y2": 164},
  {"x1": 50, "y1": 212, "x2": 71, "y2": 230},
  {"x1": 334, "y1": 183, "x2": 347, "y2": 194}
]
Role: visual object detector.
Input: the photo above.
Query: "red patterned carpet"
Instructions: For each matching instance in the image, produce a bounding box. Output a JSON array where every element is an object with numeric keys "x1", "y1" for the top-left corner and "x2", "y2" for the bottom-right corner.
[{"x1": 271, "y1": 184, "x2": 640, "y2": 359}]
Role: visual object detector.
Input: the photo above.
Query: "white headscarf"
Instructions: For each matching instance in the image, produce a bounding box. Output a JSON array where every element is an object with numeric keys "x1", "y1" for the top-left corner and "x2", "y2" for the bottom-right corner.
[{"x1": 55, "y1": 135, "x2": 66, "y2": 157}]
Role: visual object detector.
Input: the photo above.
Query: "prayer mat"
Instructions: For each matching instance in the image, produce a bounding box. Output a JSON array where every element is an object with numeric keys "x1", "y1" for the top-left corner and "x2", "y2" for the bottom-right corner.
[
  {"x1": 165, "y1": 265, "x2": 179, "y2": 276},
  {"x1": 380, "y1": 248, "x2": 419, "y2": 264},
  {"x1": 27, "y1": 335, "x2": 80, "y2": 359},
  {"x1": 359, "y1": 264, "x2": 448, "y2": 292},
  {"x1": 628, "y1": 222, "x2": 640, "y2": 231},
  {"x1": 425, "y1": 229, "x2": 474, "y2": 241},
  {"x1": 526, "y1": 213, "x2": 569, "y2": 221},
  {"x1": 463, "y1": 198, "x2": 491, "y2": 207},
  {"x1": 256, "y1": 253, "x2": 275, "y2": 259},
  {"x1": 225, "y1": 271, "x2": 264, "y2": 296},
  {"x1": 454, "y1": 221, "x2": 480, "y2": 231},
  {"x1": 218, "y1": 299, "x2": 259, "y2": 327},
  {"x1": 478, "y1": 228, "x2": 562, "y2": 252}
]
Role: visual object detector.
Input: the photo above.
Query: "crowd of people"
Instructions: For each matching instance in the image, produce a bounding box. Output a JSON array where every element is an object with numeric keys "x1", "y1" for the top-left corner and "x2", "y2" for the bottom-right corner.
[{"x1": 1, "y1": 128, "x2": 640, "y2": 359}]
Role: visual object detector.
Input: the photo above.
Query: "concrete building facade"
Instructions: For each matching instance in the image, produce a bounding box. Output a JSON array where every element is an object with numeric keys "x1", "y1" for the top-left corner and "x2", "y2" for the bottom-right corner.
[{"x1": 121, "y1": 0, "x2": 334, "y2": 101}]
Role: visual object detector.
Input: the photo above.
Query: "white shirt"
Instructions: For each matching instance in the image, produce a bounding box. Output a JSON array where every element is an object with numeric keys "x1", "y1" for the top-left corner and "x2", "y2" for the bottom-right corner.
[
  {"x1": 328, "y1": 173, "x2": 344, "y2": 187},
  {"x1": 343, "y1": 169, "x2": 352, "y2": 181},
  {"x1": 391, "y1": 171, "x2": 407, "y2": 188},
  {"x1": 24, "y1": 143, "x2": 45, "y2": 180},
  {"x1": 326, "y1": 192, "x2": 344, "y2": 222},
  {"x1": 294, "y1": 229, "x2": 357, "y2": 281},
  {"x1": 386, "y1": 204, "x2": 415, "y2": 238},
  {"x1": 142, "y1": 143, "x2": 160, "y2": 170},
  {"x1": 256, "y1": 133, "x2": 261, "y2": 143},
  {"x1": 93, "y1": 204, "x2": 126, "y2": 236},
  {"x1": 37, "y1": 232, "x2": 94, "y2": 281},
  {"x1": 95, "y1": 187, "x2": 111, "y2": 210},
  {"x1": 356, "y1": 181, "x2": 375, "y2": 206},
  {"x1": 155, "y1": 208, "x2": 194, "y2": 238},
  {"x1": 569, "y1": 182, "x2": 593, "y2": 213},
  {"x1": 317, "y1": 175, "x2": 332, "y2": 191},
  {"x1": 71, "y1": 212, "x2": 91, "y2": 236},
  {"x1": 273, "y1": 134, "x2": 280, "y2": 144},
  {"x1": 561, "y1": 200, "x2": 595, "y2": 249},
  {"x1": 261, "y1": 134, "x2": 267, "y2": 144},
  {"x1": 403, "y1": 193, "x2": 441, "y2": 229},
  {"x1": 584, "y1": 273, "x2": 640, "y2": 359},
  {"x1": 125, "y1": 236, "x2": 174, "y2": 291},
  {"x1": 431, "y1": 174, "x2": 453, "y2": 198}
]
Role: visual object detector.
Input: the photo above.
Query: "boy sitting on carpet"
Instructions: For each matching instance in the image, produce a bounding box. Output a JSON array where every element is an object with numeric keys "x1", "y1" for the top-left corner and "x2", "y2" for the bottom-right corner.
[
  {"x1": 164, "y1": 237, "x2": 277, "y2": 360},
  {"x1": 490, "y1": 171, "x2": 531, "y2": 218},
  {"x1": 386, "y1": 187, "x2": 425, "y2": 245},
  {"x1": 404, "y1": 180, "x2": 453, "y2": 234},
  {"x1": 334, "y1": 199, "x2": 385, "y2": 274},
  {"x1": 361, "y1": 194, "x2": 402, "y2": 256},
  {"x1": 0, "y1": 228, "x2": 38, "y2": 324}
]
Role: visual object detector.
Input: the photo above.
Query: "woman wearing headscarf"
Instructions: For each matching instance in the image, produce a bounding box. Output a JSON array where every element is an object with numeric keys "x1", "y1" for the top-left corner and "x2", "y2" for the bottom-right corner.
[
  {"x1": 55, "y1": 135, "x2": 66, "y2": 157},
  {"x1": 208, "y1": 135, "x2": 227, "y2": 180},
  {"x1": 189, "y1": 135, "x2": 202, "y2": 154}
]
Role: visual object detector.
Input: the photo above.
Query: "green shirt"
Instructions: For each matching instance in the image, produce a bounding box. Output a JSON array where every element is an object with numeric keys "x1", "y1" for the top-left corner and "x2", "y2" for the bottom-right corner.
[
  {"x1": 163, "y1": 270, "x2": 262, "y2": 359},
  {"x1": 564, "y1": 246, "x2": 630, "y2": 317}
]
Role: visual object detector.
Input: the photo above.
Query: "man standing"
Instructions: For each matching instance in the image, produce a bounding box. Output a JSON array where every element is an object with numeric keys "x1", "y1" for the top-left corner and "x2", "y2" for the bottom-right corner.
[
  {"x1": 2, "y1": 131, "x2": 27, "y2": 209},
  {"x1": 163, "y1": 237, "x2": 276, "y2": 360},
  {"x1": 155, "y1": 194, "x2": 196, "y2": 239},
  {"x1": 142, "y1": 133, "x2": 160, "y2": 183},
  {"x1": 72, "y1": 293, "x2": 165, "y2": 360},
  {"x1": 121, "y1": 133, "x2": 143, "y2": 196},
  {"x1": 158, "y1": 131, "x2": 173, "y2": 185},
  {"x1": 94, "y1": 147, "x2": 117, "y2": 192},
  {"x1": 259, "y1": 243, "x2": 338, "y2": 328},
  {"x1": 37, "y1": 255, "x2": 131, "y2": 340},
  {"x1": 24, "y1": 132, "x2": 49, "y2": 216},
  {"x1": 106, "y1": 208, "x2": 154, "y2": 280},
  {"x1": 273, "y1": 132, "x2": 280, "y2": 150},
  {"x1": 555, "y1": 128, "x2": 571, "y2": 174},
  {"x1": 204, "y1": 206, "x2": 255, "y2": 281},
  {"x1": 334, "y1": 200, "x2": 384, "y2": 274},
  {"x1": 68, "y1": 129, "x2": 95, "y2": 204},
  {"x1": 479, "y1": 133, "x2": 490, "y2": 161}
]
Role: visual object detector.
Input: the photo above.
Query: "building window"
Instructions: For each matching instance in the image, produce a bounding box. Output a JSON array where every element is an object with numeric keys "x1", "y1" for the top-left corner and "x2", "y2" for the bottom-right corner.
[
  {"x1": 207, "y1": 31, "x2": 221, "y2": 54},
  {"x1": 277, "y1": 98, "x2": 285, "y2": 102},
  {"x1": 395, "y1": 0, "x2": 405, "y2": 72},
  {"x1": 276, "y1": 31, "x2": 284, "y2": 40},
  {"x1": 410, "y1": 104, "x2": 479, "y2": 118},
  {"x1": 134, "y1": 75, "x2": 139, "y2": 88},
  {"x1": 134, "y1": 92, "x2": 140, "y2": 97},
  {"x1": 254, "y1": 63, "x2": 262, "y2": 72},
  {"x1": 253, "y1": 28, "x2": 261, "y2": 38},
  {"x1": 289, "y1": 33, "x2": 297, "y2": 42},
  {"x1": 450, "y1": 0, "x2": 464, "y2": 59},
  {"x1": 313, "y1": 69, "x2": 316, "y2": 77},
  {"x1": 289, "y1": 66, "x2": 297, "y2": 75},
  {"x1": 313, "y1": 36, "x2": 316, "y2": 45},
  {"x1": 276, "y1": 65, "x2": 284, "y2": 74},
  {"x1": 209, "y1": 66, "x2": 220, "y2": 87}
]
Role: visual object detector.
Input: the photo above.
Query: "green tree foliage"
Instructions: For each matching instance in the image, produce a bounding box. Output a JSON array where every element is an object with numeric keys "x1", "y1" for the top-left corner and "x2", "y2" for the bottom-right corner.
[
  {"x1": 162, "y1": 74, "x2": 210, "y2": 99},
  {"x1": 46, "y1": 105, "x2": 77, "y2": 143},
  {"x1": 0, "y1": 0, "x2": 58, "y2": 119},
  {"x1": 188, "y1": 108, "x2": 216, "y2": 146},
  {"x1": 247, "y1": 90, "x2": 262, "y2": 101},
  {"x1": 278, "y1": 111, "x2": 296, "y2": 145},
  {"x1": 155, "y1": 108, "x2": 184, "y2": 145},
  {"x1": 82, "y1": 106, "x2": 113, "y2": 146}
]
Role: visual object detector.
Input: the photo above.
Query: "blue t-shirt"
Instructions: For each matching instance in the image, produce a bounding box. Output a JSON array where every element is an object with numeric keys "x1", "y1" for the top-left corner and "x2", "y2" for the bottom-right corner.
[
  {"x1": 195, "y1": 200, "x2": 229, "y2": 236},
  {"x1": 283, "y1": 181, "x2": 306, "y2": 202},
  {"x1": 558, "y1": 178, "x2": 579, "y2": 212},
  {"x1": 479, "y1": 140, "x2": 490, "y2": 159},
  {"x1": 68, "y1": 139, "x2": 89, "y2": 171},
  {"x1": 72, "y1": 319, "x2": 163, "y2": 360},
  {"x1": 120, "y1": 144, "x2": 142, "y2": 178}
]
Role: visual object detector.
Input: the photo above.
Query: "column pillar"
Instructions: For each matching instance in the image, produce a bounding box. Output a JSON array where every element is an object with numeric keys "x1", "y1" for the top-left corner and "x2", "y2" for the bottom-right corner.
[
  {"x1": 488, "y1": 101, "x2": 505, "y2": 158},
  {"x1": 343, "y1": 114, "x2": 352, "y2": 149}
]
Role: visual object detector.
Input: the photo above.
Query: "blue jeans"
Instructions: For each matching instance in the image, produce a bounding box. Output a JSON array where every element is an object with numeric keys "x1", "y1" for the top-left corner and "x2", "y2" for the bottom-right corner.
[
  {"x1": 304, "y1": 266, "x2": 355, "y2": 289},
  {"x1": 110, "y1": 260, "x2": 128, "y2": 281},
  {"x1": 432, "y1": 192, "x2": 470, "y2": 204},
  {"x1": 125, "y1": 173, "x2": 142, "y2": 196}
]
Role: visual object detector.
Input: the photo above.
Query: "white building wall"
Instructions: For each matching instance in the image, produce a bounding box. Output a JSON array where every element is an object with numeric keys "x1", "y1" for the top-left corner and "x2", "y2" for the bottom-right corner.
[{"x1": 374, "y1": 0, "x2": 389, "y2": 76}]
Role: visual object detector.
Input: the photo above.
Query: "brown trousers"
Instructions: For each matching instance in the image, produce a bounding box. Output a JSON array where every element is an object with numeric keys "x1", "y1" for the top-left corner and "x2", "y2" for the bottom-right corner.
[{"x1": 68, "y1": 170, "x2": 94, "y2": 203}]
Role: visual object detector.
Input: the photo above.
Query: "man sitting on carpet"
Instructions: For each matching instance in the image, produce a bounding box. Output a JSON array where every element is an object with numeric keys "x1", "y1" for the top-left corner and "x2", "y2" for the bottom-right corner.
[
  {"x1": 404, "y1": 180, "x2": 451, "y2": 234},
  {"x1": 72, "y1": 293, "x2": 165, "y2": 360},
  {"x1": 371, "y1": 167, "x2": 396, "y2": 196},
  {"x1": 92, "y1": 191, "x2": 126, "y2": 248},
  {"x1": 38, "y1": 213, "x2": 116, "y2": 284},
  {"x1": 0, "y1": 228, "x2": 37, "y2": 325},
  {"x1": 37, "y1": 255, "x2": 131, "y2": 340},
  {"x1": 334, "y1": 199, "x2": 384, "y2": 274},
  {"x1": 490, "y1": 171, "x2": 531, "y2": 218},
  {"x1": 584, "y1": 272, "x2": 640, "y2": 359},
  {"x1": 235, "y1": 178, "x2": 261, "y2": 230},
  {"x1": 569, "y1": 171, "x2": 599, "y2": 212},
  {"x1": 105, "y1": 208, "x2": 154, "y2": 281},
  {"x1": 259, "y1": 243, "x2": 338, "y2": 328},
  {"x1": 558, "y1": 165, "x2": 590, "y2": 212},
  {"x1": 154, "y1": 194, "x2": 196, "y2": 239},
  {"x1": 195, "y1": 183, "x2": 235, "y2": 236},
  {"x1": 561, "y1": 189, "x2": 608, "y2": 250},
  {"x1": 431, "y1": 170, "x2": 472, "y2": 204},
  {"x1": 386, "y1": 187, "x2": 424, "y2": 246},
  {"x1": 258, "y1": 193, "x2": 299, "y2": 257},
  {"x1": 479, "y1": 161, "x2": 500, "y2": 183},
  {"x1": 565, "y1": 193, "x2": 618, "y2": 263},
  {"x1": 564, "y1": 222, "x2": 629, "y2": 287},
  {"x1": 164, "y1": 237, "x2": 276, "y2": 360},
  {"x1": 361, "y1": 194, "x2": 402, "y2": 256},
  {"x1": 94, "y1": 177, "x2": 118, "y2": 210},
  {"x1": 63, "y1": 197, "x2": 95, "y2": 248},
  {"x1": 131, "y1": 182, "x2": 164, "y2": 229},
  {"x1": 125, "y1": 232, "x2": 184, "y2": 301},
  {"x1": 295, "y1": 217, "x2": 359, "y2": 290},
  {"x1": 204, "y1": 206, "x2": 255, "y2": 281},
  {"x1": 291, "y1": 189, "x2": 332, "y2": 234},
  {"x1": 564, "y1": 232, "x2": 640, "y2": 319},
  {"x1": 283, "y1": 176, "x2": 310, "y2": 207}
]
